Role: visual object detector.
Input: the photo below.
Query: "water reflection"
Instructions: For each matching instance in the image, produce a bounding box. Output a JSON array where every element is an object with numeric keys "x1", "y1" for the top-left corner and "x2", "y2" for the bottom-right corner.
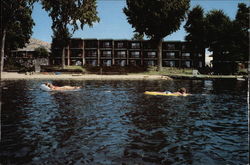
[{"x1": 0, "y1": 79, "x2": 248, "y2": 164}]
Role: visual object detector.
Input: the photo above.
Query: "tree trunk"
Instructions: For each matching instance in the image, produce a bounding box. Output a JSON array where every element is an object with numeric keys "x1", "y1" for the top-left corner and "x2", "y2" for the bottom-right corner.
[
  {"x1": 82, "y1": 40, "x2": 85, "y2": 66},
  {"x1": 248, "y1": 52, "x2": 250, "y2": 113},
  {"x1": 62, "y1": 47, "x2": 65, "y2": 69},
  {"x1": 157, "y1": 39, "x2": 163, "y2": 71},
  {"x1": 1, "y1": 29, "x2": 6, "y2": 73},
  {"x1": 67, "y1": 45, "x2": 70, "y2": 66}
]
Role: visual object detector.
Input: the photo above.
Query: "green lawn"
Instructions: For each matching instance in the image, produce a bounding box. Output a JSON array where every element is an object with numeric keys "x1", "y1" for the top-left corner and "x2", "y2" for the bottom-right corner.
[
  {"x1": 42, "y1": 65, "x2": 86, "y2": 73},
  {"x1": 130, "y1": 66, "x2": 193, "y2": 75}
]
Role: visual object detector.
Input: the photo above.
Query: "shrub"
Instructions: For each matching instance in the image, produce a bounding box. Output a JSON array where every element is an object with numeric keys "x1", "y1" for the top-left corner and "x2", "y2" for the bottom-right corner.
[{"x1": 34, "y1": 46, "x2": 49, "y2": 58}]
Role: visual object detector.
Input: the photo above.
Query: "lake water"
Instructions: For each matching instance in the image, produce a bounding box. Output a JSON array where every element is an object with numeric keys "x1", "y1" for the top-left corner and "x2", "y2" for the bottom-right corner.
[{"x1": 0, "y1": 79, "x2": 248, "y2": 165}]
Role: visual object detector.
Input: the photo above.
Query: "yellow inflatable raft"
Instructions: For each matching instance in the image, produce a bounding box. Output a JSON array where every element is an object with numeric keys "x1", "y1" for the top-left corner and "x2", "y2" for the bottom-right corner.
[{"x1": 144, "y1": 91, "x2": 190, "y2": 96}]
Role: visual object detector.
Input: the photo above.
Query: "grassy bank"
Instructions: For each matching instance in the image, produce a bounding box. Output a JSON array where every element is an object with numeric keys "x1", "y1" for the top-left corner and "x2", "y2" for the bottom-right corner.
[
  {"x1": 42, "y1": 66, "x2": 193, "y2": 75},
  {"x1": 8, "y1": 65, "x2": 247, "y2": 78},
  {"x1": 41, "y1": 65, "x2": 86, "y2": 73},
  {"x1": 131, "y1": 66, "x2": 193, "y2": 75}
]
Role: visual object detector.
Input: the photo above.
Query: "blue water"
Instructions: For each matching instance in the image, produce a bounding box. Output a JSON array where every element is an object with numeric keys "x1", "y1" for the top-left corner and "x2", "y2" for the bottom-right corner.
[{"x1": 0, "y1": 79, "x2": 248, "y2": 165}]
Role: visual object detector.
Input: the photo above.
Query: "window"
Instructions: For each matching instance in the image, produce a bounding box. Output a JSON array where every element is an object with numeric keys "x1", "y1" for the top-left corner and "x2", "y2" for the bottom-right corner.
[
  {"x1": 116, "y1": 60, "x2": 126, "y2": 66},
  {"x1": 71, "y1": 40, "x2": 82, "y2": 48},
  {"x1": 117, "y1": 42, "x2": 124, "y2": 48},
  {"x1": 129, "y1": 60, "x2": 137, "y2": 65},
  {"x1": 102, "y1": 51, "x2": 112, "y2": 57},
  {"x1": 86, "y1": 60, "x2": 97, "y2": 66},
  {"x1": 182, "y1": 53, "x2": 190, "y2": 57},
  {"x1": 92, "y1": 60, "x2": 97, "y2": 66},
  {"x1": 104, "y1": 42, "x2": 111, "y2": 48},
  {"x1": 164, "y1": 61, "x2": 175, "y2": 67},
  {"x1": 167, "y1": 44, "x2": 175, "y2": 50},
  {"x1": 71, "y1": 49, "x2": 82, "y2": 57},
  {"x1": 194, "y1": 53, "x2": 203, "y2": 57},
  {"x1": 147, "y1": 52, "x2": 156, "y2": 58},
  {"x1": 120, "y1": 60, "x2": 126, "y2": 66},
  {"x1": 86, "y1": 41, "x2": 97, "y2": 48},
  {"x1": 117, "y1": 51, "x2": 126, "y2": 58},
  {"x1": 71, "y1": 53, "x2": 82, "y2": 57},
  {"x1": 102, "y1": 60, "x2": 112, "y2": 66},
  {"x1": 146, "y1": 60, "x2": 155, "y2": 66},
  {"x1": 75, "y1": 61, "x2": 82, "y2": 66},
  {"x1": 131, "y1": 43, "x2": 140, "y2": 49},
  {"x1": 199, "y1": 61, "x2": 202, "y2": 67},
  {"x1": 166, "y1": 52, "x2": 175, "y2": 57},
  {"x1": 86, "y1": 50, "x2": 97, "y2": 57},
  {"x1": 131, "y1": 51, "x2": 140, "y2": 58},
  {"x1": 184, "y1": 61, "x2": 191, "y2": 67}
]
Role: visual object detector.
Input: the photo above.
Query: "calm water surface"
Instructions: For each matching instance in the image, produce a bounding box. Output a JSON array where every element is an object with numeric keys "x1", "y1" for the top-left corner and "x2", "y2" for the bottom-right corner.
[{"x1": 0, "y1": 79, "x2": 248, "y2": 165}]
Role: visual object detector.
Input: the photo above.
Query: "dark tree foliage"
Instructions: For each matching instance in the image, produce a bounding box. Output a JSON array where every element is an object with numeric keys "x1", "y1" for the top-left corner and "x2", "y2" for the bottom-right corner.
[
  {"x1": 233, "y1": 3, "x2": 249, "y2": 61},
  {"x1": 124, "y1": 0, "x2": 190, "y2": 71},
  {"x1": 41, "y1": 0, "x2": 99, "y2": 32},
  {"x1": 204, "y1": 4, "x2": 249, "y2": 74},
  {"x1": 41, "y1": 0, "x2": 99, "y2": 68},
  {"x1": 51, "y1": 27, "x2": 72, "y2": 68},
  {"x1": 0, "y1": 0, "x2": 35, "y2": 72},
  {"x1": 51, "y1": 28, "x2": 72, "y2": 53},
  {"x1": 185, "y1": 3, "x2": 249, "y2": 65},
  {"x1": 184, "y1": 5, "x2": 206, "y2": 51},
  {"x1": 235, "y1": 3, "x2": 249, "y2": 31},
  {"x1": 205, "y1": 10, "x2": 231, "y2": 60},
  {"x1": 205, "y1": 6, "x2": 249, "y2": 62},
  {"x1": 34, "y1": 46, "x2": 49, "y2": 58},
  {"x1": 132, "y1": 32, "x2": 144, "y2": 40}
]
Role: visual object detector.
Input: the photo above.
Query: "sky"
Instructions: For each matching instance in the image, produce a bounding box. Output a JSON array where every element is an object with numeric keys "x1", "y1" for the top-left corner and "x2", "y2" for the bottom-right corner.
[{"x1": 31, "y1": 0, "x2": 249, "y2": 43}]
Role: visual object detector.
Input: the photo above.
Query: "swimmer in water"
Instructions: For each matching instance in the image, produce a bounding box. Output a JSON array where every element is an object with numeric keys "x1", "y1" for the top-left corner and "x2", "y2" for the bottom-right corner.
[
  {"x1": 45, "y1": 82, "x2": 81, "y2": 90},
  {"x1": 164, "y1": 88, "x2": 188, "y2": 96}
]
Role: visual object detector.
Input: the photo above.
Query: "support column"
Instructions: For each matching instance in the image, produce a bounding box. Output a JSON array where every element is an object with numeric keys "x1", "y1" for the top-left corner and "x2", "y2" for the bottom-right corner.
[
  {"x1": 82, "y1": 40, "x2": 85, "y2": 66},
  {"x1": 97, "y1": 40, "x2": 100, "y2": 66},
  {"x1": 141, "y1": 41, "x2": 143, "y2": 65},
  {"x1": 112, "y1": 40, "x2": 115, "y2": 65},
  {"x1": 126, "y1": 41, "x2": 129, "y2": 66},
  {"x1": 179, "y1": 50, "x2": 182, "y2": 68}
]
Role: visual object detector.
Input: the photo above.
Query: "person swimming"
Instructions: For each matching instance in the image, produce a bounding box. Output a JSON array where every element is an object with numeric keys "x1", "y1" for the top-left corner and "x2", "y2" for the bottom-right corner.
[
  {"x1": 164, "y1": 87, "x2": 187, "y2": 95},
  {"x1": 44, "y1": 82, "x2": 81, "y2": 90}
]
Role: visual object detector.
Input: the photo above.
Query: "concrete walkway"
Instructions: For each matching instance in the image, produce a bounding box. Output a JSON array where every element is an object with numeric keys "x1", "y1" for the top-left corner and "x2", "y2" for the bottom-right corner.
[
  {"x1": 0, "y1": 72, "x2": 173, "y2": 80},
  {"x1": 166, "y1": 74, "x2": 248, "y2": 80}
]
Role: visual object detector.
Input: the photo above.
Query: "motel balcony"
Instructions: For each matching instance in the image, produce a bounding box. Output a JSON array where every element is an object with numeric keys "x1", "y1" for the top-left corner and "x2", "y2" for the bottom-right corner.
[
  {"x1": 99, "y1": 40, "x2": 113, "y2": 49},
  {"x1": 114, "y1": 40, "x2": 128, "y2": 49},
  {"x1": 114, "y1": 50, "x2": 127, "y2": 59},
  {"x1": 85, "y1": 39, "x2": 98, "y2": 49},
  {"x1": 129, "y1": 51, "x2": 141, "y2": 59},
  {"x1": 129, "y1": 42, "x2": 141, "y2": 49},
  {"x1": 162, "y1": 42, "x2": 180, "y2": 51},
  {"x1": 70, "y1": 38, "x2": 83, "y2": 49}
]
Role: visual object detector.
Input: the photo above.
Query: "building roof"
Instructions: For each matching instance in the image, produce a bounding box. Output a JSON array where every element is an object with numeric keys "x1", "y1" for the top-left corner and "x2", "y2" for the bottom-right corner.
[{"x1": 14, "y1": 38, "x2": 51, "y2": 52}]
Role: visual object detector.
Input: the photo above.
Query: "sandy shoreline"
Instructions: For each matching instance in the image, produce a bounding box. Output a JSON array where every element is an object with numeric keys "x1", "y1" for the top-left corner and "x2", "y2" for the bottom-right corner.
[{"x1": 1, "y1": 72, "x2": 172, "y2": 80}]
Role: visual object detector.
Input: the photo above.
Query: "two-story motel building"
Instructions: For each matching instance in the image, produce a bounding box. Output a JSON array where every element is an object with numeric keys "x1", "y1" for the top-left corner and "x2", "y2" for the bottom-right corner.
[{"x1": 51, "y1": 38, "x2": 205, "y2": 68}]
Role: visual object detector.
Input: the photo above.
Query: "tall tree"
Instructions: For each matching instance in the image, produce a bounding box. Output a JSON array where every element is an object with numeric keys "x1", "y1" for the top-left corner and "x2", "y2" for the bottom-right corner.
[
  {"x1": 0, "y1": 0, "x2": 34, "y2": 73},
  {"x1": 51, "y1": 27, "x2": 72, "y2": 68},
  {"x1": 235, "y1": 3, "x2": 249, "y2": 31},
  {"x1": 205, "y1": 10, "x2": 236, "y2": 74},
  {"x1": 205, "y1": 10, "x2": 231, "y2": 61},
  {"x1": 124, "y1": 0, "x2": 190, "y2": 71},
  {"x1": 41, "y1": 0, "x2": 99, "y2": 69},
  {"x1": 233, "y1": 3, "x2": 249, "y2": 61},
  {"x1": 184, "y1": 5, "x2": 207, "y2": 52}
]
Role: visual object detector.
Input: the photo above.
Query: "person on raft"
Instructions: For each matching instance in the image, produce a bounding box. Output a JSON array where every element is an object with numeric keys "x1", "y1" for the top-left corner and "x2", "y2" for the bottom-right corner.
[
  {"x1": 164, "y1": 87, "x2": 188, "y2": 95},
  {"x1": 45, "y1": 82, "x2": 81, "y2": 90}
]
